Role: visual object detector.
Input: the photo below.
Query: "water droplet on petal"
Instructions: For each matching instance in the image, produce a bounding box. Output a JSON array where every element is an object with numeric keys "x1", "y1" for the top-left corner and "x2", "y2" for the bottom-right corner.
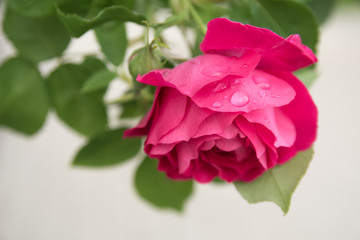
[
  {"x1": 184, "y1": 91, "x2": 191, "y2": 95},
  {"x1": 230, "y1": 91, "x2": 249, "y2": 107},
  {"x1": 224, "y1": 95, "x2": 229, "y2": 99},
  {"x1": 253, "y1": 75, "x2": 271, "y2": 89},
  {"x1": 258, "y1": 90, "x2": 266, "y2": 98},
  {"x1": 202, "y1": 65, "x2": 230, "y2": 78},
  {"x1": 242, "y1": 64, "x2": 248, "y2": 68},
  {"x1": 212, "y1": 101, "x2": 223, "y2": 108},
  {"x1": 257, "y1": 82, "x2": 271, "y2": 89},
  {"x1": 162, "y1": 70, "x2": 170, "y2": 77},
  {"x1": 213, "y1": 82, "x2": 227, "y2": 93},
  {"x1": 234, "y1": 78, "x2": 242, "y2": 85}
]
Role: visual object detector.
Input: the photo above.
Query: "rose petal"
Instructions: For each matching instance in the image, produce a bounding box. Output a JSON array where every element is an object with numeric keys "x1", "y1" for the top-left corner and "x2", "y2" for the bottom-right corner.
[
  {"x1": 253, "y1": 124, "x2": 278, "y2": 168},
  {"x1": 136, "y1": 71, "x2": 175, "y2": 88},
  {"x1": 158, "y1": 154, "x2": 193, "y2": 180},
  {"x1": 175, "y1": 140, "x2": 207, "y2": 174},
  {"x1": 170, "y1": 135, "x2": 220, "y2": 174},
  {"x1": 235, "y1": 116, "x2": 268, "y2": 169},
  {"x1": 193, "y1": 112, "x2": 238, "y2": 138},
  {"x1": 147, "y1": 143, "x2": 175, "y2": 156},
  {"x1": 200, "y1": 18, "x2": 317, "y2": 72},
  {"x1": 123, "y1": 88, "x2": 161, "y2": 137},
  {"x1": 146, "y1": 87, "x2": 188, "y2": 145},
  {"x1": 158, "y1": 100, "x2": 212, "y2": 144},
  {"x1": 192, "y1": 158, "x2": 218, "y2": 183},
  {"x1": 215, "y1": 136, "x2": 245, "y2": 152},
  {"x1": 287, "y1": 34, "x2": 317, "y2": 64},
  {"x1": 192, "y1": 69, "x2": 296, "y2": 113},
  {"x1": 243, "y1": 107, "x2": 296, "y2": 148},
  {"x1": 205, "y1": 150, "x2": 265, "y2": 182},
  {"x1": 276, "y1": 72, "x2": 318, "y2": 150},
  {"x1": 138, "y1": 53, "x2": 261, "y2": 97}
]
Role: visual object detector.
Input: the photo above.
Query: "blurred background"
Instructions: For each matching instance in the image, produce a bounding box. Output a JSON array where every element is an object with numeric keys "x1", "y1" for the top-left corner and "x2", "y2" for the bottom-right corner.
[{"x1": 1, "y1": 1, "x2": 360, "y2": 240}]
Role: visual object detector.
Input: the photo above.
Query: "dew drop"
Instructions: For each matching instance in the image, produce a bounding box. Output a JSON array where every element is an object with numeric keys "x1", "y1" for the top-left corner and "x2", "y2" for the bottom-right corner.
[
  {"x1": 213, "y1": 82, "x2": 227, "y2": 93},
  {"x1": 184, "y1": 91, "x2": 191, "y2": 95},
  {"x1": 212, "y1": 101, "x2": 223, "y2": 108},
  {"x1": 234, "y1": 78, "x2": 242, "y2": 85},
  {"x1": 162, "y1": 70, "x2": 170, "y2": 77},
  {"x1": 242, "y1": 64, "x2": 249, "y2": 68},
  {"x1": 202, "y1": 65, "x2": 230, "y2": 78},
  {"x1": 230, "y1": 91, "x2": 249, "y2": 107},
  {"x1": 224, "y1": 95, "x2": 229, "y2": 99},
  {"x1": 258, "y1": 90, "x2": 266, "y2": 98},
  {"x1": 253, "y1": 75, "x2": 271, "y2": 89},
  {"x1": 257, "y1": 82, "x2": 271, "y2": 89}
]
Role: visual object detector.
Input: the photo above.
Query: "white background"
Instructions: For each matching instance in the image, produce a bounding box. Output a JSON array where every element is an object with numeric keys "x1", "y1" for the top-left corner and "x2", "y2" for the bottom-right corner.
[{"x1": 1, "y1": 4, "x2": 360, "y2": 240}]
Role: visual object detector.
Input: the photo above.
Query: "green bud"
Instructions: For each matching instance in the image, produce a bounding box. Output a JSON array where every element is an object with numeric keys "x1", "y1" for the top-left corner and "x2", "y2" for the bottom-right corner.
[
  {"x1": 128, "y1": 45, "x2": 163, "y2": 79},
  {"x1": 193, "y1": 0, "x2": 227, "y2": 3}
]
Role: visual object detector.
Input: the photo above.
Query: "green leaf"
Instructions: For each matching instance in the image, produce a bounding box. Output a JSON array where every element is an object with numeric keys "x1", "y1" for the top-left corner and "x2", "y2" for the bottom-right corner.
[
  {"x1": 230, "y1": 0, "x2": 319, "y2": 51},
  {"x1": 3, "y1": 8, "x2": 71, "y2": 63},
  {"x1": 82, "y1": 56, "x2": 107, "y2": 72},
  {"x1": 47, "y1": 57, "x2": 108, "y2": 136},
  {"x1": 73, "y1": 128, "x2": 141, "y2": 167},
  {"x1": 191, "y1": 31, "x2": 205, "y2": 57},
  {"x1": 8, "y1": 0, "x2": 55, "y2": 18},
  {"x1": 135, "y1": 156, "x2": 194, "y2": 211},
  {"x1": 212, "y1": 177, "x2": 227, "y2": 184},
  {"x1": 228, "y1": 1, "x2": 252, "y2": 24},
  {"x1": 196, "y1": 1, "x2": 228, "y2": 23},
  {"x1": 294, "y1": 67, "x2": 318, "y2": 88},
  {"x1": 307, "y1": 0, "x2": 335, "y2": 24},
  {"x1": 132, "y1": 0, "x2": 169, "y2": 15},
  {"x1": 295, "y1": 0, "x2": 335, "y2": 24},
  {"x1": 121, "y1": 98, "x2": 151, "y2": 118},
  {"x1": 234, "y1": 148, "x2": 314, "y2": 214},
  {"x1": 154, "y1": 13, "x2": 185, "y2": 37},
  {"x1": 0, "y1": 57, "x2": 49, "y2": 134},
  {"x1": 95, "y1": 22, "x2": 127, "y2": 66},
  {"x1": 56, "y1": 3, "x2": 146, "y2": 37},
  {"x1": 81, "y1": 68, "x2": 116, "y2": 94}
]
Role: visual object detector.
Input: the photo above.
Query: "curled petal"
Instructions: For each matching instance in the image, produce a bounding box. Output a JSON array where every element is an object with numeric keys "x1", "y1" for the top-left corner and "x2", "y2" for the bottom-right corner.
[
  {"x1": 235, "y1": 117, "x2": 267, "y2": 169},
  {"x1": 201, "y1": 18, "x2": 317, "y2": 72},
  {"x1": 124, "y1": 88, "x2": 161, "y2": 137},
  {"x1": 243, "y1": 107, "x2": 296, "y2": 148},
  {"x1": 158, "y1": 99, "x2": 212, "y2": 144},
  {"x1": 276, "y1": 72, "x2": 318, "y2": 151}
]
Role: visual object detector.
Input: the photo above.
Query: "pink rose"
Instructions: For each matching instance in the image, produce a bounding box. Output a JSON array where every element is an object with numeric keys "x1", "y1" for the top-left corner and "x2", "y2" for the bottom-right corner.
[{"x1": 125, "y1": 18, "x2": 318, "y2": 183}]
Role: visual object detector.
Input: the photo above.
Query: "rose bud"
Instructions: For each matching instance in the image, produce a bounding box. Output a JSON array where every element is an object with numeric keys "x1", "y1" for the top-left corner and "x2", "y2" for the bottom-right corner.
[{"x1": 128, "y1": 45, "x2": 163, "y2": 79}]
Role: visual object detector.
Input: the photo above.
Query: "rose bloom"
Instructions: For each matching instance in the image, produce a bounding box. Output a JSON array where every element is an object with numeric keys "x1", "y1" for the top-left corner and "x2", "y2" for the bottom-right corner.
[{"x1": 125, "y1": 18, "x2": 318, "y2": 183}]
